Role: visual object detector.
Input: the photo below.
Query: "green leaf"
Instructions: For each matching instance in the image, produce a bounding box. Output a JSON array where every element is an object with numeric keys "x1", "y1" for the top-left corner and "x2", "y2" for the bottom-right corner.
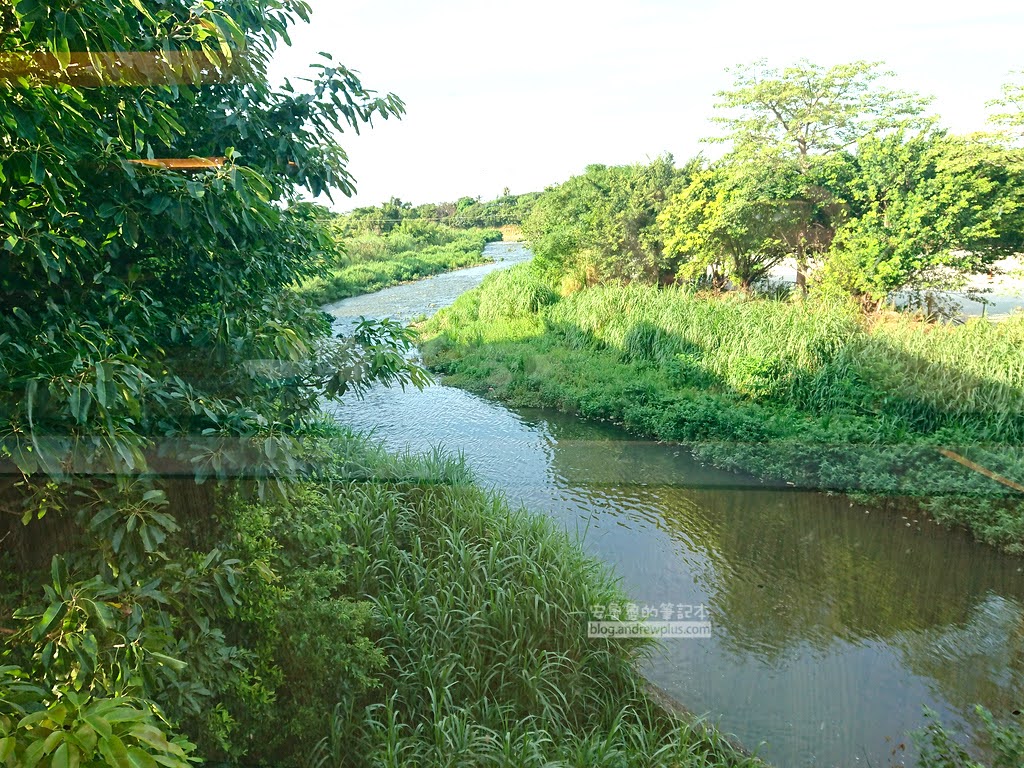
[
  {"x1": 125, "y1": 746, "x2": 158, "y2": 768},
  {"x1": 127, "y1": 0, "x2": 155, "y2": 22},
  {"x1": 51, "y1": 742, "x2": 71, "y2": 768},
  {"x1": 32, "y1": 601, "x2": 67, "y2": 642},
  {"x1": 98, "y1": 733, "x2": 130, "y2": 768},
  {"x1": 30, "y1": 153, "x2": 45, "y2": 185},
  {"x1": 147, "y1": 652, "x2": 187, "y2": 673},
  {"x1": 127, "y1": 725, "x2": 171, "y2": 753},
  {"x1": 22, "y1": 737, "x2": 46, "y2": 768},
  {"x1": 94, "y1": 363, "x2": 108, "y2": 408},
  {"x1": 102, "y1": 708, "x2": 145, "y2": 724},
  {"x1": 67, "y1": 386, "x2": 91, "y2": 424},
  {"x1": 53, "y1": 36, "x2": 70, "y2": 70}
]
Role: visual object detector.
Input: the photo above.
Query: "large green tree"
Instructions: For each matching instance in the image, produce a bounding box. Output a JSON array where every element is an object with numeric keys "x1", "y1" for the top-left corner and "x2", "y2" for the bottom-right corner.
[
  {"x1": 823, "y1": 130, "x2": 1024, "y2": 302},
  {"x1": 1, "y1": 1, "x2": 418, "y2": 763},
  {"x1": 659, "y1": 157, "x2": 851, "y2": 290},
  {"x1": 709, "y1": 59, "x2": 930, "y2": 290}
]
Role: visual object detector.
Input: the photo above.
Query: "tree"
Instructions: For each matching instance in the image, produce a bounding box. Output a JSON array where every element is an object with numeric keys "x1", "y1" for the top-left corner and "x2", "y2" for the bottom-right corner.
[
  {"x1": 709, "y1": 59, "x2": 931, "y2": 290},
  {"x1": 659, "y1": 163, "x2": 807, "y2": 290},
  {"x1": 0, "y1": 0, "x2": 420, "y2": 760},
  {"x1": 822, "y1": 130, "x2": 1024, "y2": 303},
  {"x1": 988, "y1": 70, "x2": 1024, "y2": 139},
  {"x1": 523, "y1": 156, "x2": 684, "y2": 285}
]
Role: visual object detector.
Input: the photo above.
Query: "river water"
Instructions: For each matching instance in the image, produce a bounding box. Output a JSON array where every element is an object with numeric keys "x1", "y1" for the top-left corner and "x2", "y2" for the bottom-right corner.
[{"x1": 324, "y1": 242, "x2": 1024, "y2": 768}]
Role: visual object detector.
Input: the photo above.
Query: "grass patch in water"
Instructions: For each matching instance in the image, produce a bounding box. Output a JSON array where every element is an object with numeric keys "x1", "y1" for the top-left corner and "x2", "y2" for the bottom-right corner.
[
  {"x1": 296, "y1": 226, "x2": 502, "y2": 306},
  {"x1": 421, "y1": 265, "x2": 1024, "y2": 553}
]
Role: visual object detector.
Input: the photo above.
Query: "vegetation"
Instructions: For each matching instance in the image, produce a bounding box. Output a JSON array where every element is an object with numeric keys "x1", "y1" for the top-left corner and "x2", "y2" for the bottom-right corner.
[
  {"x1": 339, "y1": 190, "x2": 541, "y2": 236},
  {"x1": 423, "y1": 265, "x2": 1024, "y2": 552},
  {"x1": 0, "y1": 3, "x2": 766, "y2": 767},
  {"x1": 296, "y1": 221, "x2": 502, "y2": 305},
  {"x1": 523, "y1": 156, "x2": 688, "y2": 288},
  {"x1": 914, "y1": 707, "x2": 1024, "y2": 768},
  {"x1": 987, "y1": 70, "x2": 1024, "y2": 140},
  {"x1": 3, "y1": 424, "x2": 763, "y2": 767},
  {"x1": 2, "y1": 4, "x2": 1022, "y2": 761},
  {"x1": 452, "y1": 61, "x2": 1024, "y2": 559},
  {"x1": 417, "y1": 58, "x2": 1024, "y2": 768},
  {"x1": 0, "y1": 1, "x2": 429, "y2": 764},
  {"x1": 526, "y1": 62, "x2": 1024, "y2": 303}
]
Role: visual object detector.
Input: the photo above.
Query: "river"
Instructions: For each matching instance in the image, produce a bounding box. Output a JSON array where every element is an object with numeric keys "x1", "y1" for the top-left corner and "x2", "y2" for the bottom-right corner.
[{"x1": 324, "y1": 242, "x2": 1024, "y2": 768}]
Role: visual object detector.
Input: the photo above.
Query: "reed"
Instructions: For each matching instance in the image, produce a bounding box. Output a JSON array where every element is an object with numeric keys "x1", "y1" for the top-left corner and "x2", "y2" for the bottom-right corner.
[{"x1": 290, "y1": 429, "x2": 763, "y2": 768}]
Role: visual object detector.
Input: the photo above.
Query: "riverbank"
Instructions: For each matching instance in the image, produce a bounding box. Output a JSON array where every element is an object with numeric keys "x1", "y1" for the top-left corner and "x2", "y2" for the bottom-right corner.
[
  {"x1": 295, "y1": 226, "x2": 502, "y2": 306},
  {"x1": 0, "y1": 424, "x2": 763, "y2": 768},
  {"x1": 268, "y1": 430, "x2": 776, "y2": 766},
  {"x1": 421, "y1": 264, "x2": 1024, "y2": 554},
  {"x1": 297, "y1": 429, "x2": 765, "y2": 768}
]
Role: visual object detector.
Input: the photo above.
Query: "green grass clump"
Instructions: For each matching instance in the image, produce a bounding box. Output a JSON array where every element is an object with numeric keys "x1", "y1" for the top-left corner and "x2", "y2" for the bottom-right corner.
[
  {"x1": 422, "y1": 267, "x2": 1024, "y2": 553},
  {"x1": 296, "y1": 226, "x2": 503, "y2": 305}
]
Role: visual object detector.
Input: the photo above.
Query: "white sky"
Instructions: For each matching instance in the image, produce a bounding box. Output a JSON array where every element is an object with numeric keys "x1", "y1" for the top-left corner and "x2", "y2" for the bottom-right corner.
[{"x1": 268, "y1": 0, "x2": 1023, "y2": 211}]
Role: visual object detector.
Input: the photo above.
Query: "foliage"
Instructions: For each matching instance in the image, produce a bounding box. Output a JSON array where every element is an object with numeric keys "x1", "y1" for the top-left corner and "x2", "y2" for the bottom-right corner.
[
  {"x1": 659, "y1": 162, "x2": 825, "y2": 289},
  {"x1": 0, "y1": 0, "x2": 434, "y2": 764},
  {"x1": 338, "y1": 191, "x2": 540, "y2": 236},
  {"x1": 987, "y1": 71, "x2": 1024, "y2": 140},
  {"x1": 709, "y1": 59, "x2": 932, "y2": 159},
  {"x1": 523, "y1": 156, "x2": 685, "y2": 285},
  {"x1": 0, "y1": 666, "x2": 196, "y2": 768},
  {"x1": 705, "y1": 59, "x2": 932, "y2": 288},
  {"x1": 520, "y1": 61, "x2": 1024, "y2": 300},
  {"x1": 822, "y1": 131, "x2": 1024, "y2": 301},
  {"x1": 913, "y1": 706, "x2": 1024, "y2": 768},
  {"x1": 278, "y1": 431, "x2": 762, "y2": 768}
]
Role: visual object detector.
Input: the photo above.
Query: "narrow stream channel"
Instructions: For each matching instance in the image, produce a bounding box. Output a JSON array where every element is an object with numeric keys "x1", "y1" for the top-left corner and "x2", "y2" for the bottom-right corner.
[{"x1": 324, "y1": 242, "x2": 1024, "y2": 768}]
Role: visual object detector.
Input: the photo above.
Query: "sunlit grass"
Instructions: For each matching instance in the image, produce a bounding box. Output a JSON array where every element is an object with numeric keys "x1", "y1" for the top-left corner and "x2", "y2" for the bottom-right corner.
[{"x1": 295, "y1": 228, "x2": 502, "y2": 306}]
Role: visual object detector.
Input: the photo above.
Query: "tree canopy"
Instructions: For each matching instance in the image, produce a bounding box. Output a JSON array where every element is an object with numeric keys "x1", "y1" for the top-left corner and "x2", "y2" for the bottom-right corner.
[
  {"x1": 1, "y1": 1, "x2": 422, "y2": 764},
  {"x1": 709, "y1": 59, "x2": 932, "y2": 160},
  {"x1": 523, "y1": 156, "x2": 684, "y2": 286}
]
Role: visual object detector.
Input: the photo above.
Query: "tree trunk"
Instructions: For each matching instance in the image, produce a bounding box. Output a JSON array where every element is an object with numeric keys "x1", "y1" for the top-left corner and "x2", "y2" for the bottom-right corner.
[{"x1": 794, "y1": 241, "x2": 808, "y2": 296}]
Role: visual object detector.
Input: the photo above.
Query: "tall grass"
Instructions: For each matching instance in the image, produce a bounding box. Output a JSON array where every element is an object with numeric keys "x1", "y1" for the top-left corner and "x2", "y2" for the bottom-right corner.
[
  {"x1": 260, "y1": 430, "x2": 763, "y2": 768},
  {"x1": 422, "y1": 266, "x2": 1024, "y2": 552}
]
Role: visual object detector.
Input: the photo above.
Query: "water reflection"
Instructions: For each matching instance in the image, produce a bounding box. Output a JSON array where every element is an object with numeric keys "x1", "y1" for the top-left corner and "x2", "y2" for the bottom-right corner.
[{"x1": 540, "y1": 421, "x2": 1024, "y2": 767}]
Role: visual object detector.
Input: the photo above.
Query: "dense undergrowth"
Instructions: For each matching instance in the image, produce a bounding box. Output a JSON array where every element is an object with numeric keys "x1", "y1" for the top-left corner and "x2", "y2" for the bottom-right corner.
[
  {"x1": 422, "y1": 264, "x2": 1024, "y2": 553},
  {"x1": 296, "y1": 224, "x2": 502, "y2": 306},
  {"x1": 2, "y1": 428, "x2": 765, "y2": 768}
]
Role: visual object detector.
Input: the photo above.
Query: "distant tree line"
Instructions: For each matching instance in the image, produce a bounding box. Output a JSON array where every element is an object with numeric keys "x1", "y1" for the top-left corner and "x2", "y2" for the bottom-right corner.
[
  {"x1": 524, "y1": 61, "x2": 1024, "y2": 305},
  {"x1": 336, "y1": 190, "x2": 542, "y2": 236}
]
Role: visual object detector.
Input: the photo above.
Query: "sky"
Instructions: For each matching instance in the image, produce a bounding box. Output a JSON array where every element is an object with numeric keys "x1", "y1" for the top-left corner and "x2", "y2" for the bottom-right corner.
[{"x1": 268, "y1": 0, "x2": 1024, "y2": 211}]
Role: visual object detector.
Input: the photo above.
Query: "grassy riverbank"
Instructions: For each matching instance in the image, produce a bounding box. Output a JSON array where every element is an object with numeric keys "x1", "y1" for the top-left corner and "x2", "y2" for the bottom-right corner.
[
  {"x1": 282, "y1": 431, "x2": 763, "y2": 767},
  {"x1": 0, "y1": 426, "x2": 762, "y2": 768},
  {"x1": 297, "y1": 225, "x2": 502, "y2": 305},
  {"x1": 422, "y1": 265, "x2": 1024, "y2": 554}
]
